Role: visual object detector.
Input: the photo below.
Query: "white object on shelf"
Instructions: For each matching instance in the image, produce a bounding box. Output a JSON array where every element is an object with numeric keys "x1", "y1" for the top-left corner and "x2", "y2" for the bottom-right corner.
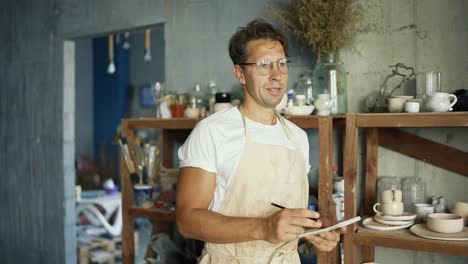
[
  {"x1": 362, "y1": 217, "x2": 414, "y2": 231},
  {"x1": 410, "y1": 224, "x2": 468, "y2": 241},
  {"x1": 283, "y1": 105, "x2": 314, "y2": 116},
  {"x1": 374, "y1": 212, "x2": 416, "y2": 221},
  {"x1": 373, "y1": 216, "x2": 414, "y2": 226}
]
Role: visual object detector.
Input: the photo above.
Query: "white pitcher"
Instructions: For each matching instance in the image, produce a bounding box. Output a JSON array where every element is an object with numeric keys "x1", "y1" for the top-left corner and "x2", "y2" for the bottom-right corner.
[
  {"x1": 314, "y1": 94, "x2": 334, "y2": 116},
  {"x1": 424, "y1": 92, "x2": 458, "y2": 112}
]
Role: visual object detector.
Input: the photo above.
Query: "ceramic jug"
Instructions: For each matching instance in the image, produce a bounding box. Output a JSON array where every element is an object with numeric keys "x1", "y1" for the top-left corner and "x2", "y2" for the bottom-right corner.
[
  {"x1": 432, "y1": 196, "x2": 447, "y2": 213},
  {"x1": 425, "y1": 92, "x2": 458, "y2": 112},
  {"x1": 314, "y1": 94, "x2": 334, "y2": 116}
]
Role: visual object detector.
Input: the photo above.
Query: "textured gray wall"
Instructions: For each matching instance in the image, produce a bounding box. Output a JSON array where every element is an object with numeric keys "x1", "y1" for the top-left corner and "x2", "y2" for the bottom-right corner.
[
  {"x1": 74, "y1": 39, "x2": 93, "y2": 159},
  {"x1": 128, "y1": 24, "x2": 166, "y2": 118},
  {"x1": 0, "y1": 0, "x2": 67, "y2": 263},
  {"x1": 1, "y1": 0, "x2": 467, "y2": 263}
]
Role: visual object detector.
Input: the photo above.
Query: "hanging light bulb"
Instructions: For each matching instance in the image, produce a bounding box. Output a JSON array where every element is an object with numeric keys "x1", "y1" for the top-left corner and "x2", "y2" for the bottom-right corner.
[
  {"x1": 144, "y1": 29, "x2": 152, "y2": 61},
  {"x1": 107, "y1": 34, "x2": 116, "y2": 74},
  {"x1": 123, "y1": 32, "x2": 130, "y2": 49}
]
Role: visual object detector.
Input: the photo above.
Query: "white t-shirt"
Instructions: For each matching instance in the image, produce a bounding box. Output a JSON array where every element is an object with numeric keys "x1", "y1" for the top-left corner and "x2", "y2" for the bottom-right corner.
[{"x1": 178, "y1": 106, "x2": 311, "y2": 212}]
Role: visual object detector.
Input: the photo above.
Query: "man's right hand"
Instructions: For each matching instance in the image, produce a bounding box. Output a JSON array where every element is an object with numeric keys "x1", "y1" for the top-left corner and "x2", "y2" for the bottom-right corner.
[{"x1": 262, "y1": 208, "x2": 322, "y2": 243}]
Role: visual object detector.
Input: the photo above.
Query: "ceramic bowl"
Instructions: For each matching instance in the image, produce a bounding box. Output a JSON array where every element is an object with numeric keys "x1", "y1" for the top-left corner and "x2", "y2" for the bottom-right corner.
[
  {"x1": 427, "y1": 213, "x2": 463, "y2": 233},
  {"x1": 283, "y1": 105, "x2": 314, "y2": 116},
  {"x1": 452, "y1": 202, "x2": 468, "y2": 226}
]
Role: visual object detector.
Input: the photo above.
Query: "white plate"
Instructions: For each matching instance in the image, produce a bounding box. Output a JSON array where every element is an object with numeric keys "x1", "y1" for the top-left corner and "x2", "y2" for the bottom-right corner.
[
  {"x1": 362, "y1": 217, "x2": 414, "y2": 231},
  {"x1": 373, "y1": 216, "x2": 414, "y2": 226},
  {"x1": 410, "y1": 224, "x2": 468, "y2": 241},
  {"x1": 374, "y1": 212, "x2": 417, "y2": 221}
]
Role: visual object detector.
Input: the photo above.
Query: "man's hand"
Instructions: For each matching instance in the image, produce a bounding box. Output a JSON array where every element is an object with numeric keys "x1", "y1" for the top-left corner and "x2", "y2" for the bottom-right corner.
[
  {"x1": 262, "y1": 208, "x2": 322, "y2": 243},
  {"x1": 304, "y1": 226, "x2": 346, "y2": 252}
]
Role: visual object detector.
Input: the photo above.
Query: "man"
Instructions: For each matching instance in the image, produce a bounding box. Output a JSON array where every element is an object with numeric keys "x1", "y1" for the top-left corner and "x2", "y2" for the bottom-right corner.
[{"x1": 176, "y1": 19, "x2": 343, "y2": 263}]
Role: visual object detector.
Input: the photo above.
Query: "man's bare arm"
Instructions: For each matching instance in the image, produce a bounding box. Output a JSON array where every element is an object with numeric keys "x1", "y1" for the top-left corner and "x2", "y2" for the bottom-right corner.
[{"x1": 175, "y1": 167, "x2": 321, "y2": 244}]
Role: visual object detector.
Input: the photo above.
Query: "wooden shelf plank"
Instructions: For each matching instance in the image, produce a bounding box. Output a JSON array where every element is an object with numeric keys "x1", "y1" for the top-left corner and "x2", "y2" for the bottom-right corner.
[
  {"x1": 123, "y1": 115, "x2": 346, "y2": 130},
  {"x1": 356, "y1": 112, "x2": 468, "y2": 127},
  {"x1": 379, "y1": 128, "x2": 468, "y2": 177},
  {"x1": 354, "y1": 227, "x2": 468, "y2": 257},
  {"x1": 129, "y1": 207, "x2": 176, "y2": 221},
  {"x1": 126, "y1": 118, "x2": 200, "y2": 129}
]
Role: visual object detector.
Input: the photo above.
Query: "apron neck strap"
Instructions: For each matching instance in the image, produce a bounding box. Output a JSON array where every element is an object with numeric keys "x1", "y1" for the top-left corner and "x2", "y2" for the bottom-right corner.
[{"x1": 238, "y1": 105, "x2": 297, "y2": 143}]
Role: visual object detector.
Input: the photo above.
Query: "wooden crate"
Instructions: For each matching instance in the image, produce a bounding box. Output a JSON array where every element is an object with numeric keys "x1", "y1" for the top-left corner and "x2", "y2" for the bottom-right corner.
[{"x1": 78, "y1": 236, "x2": 121, "y2": 264}]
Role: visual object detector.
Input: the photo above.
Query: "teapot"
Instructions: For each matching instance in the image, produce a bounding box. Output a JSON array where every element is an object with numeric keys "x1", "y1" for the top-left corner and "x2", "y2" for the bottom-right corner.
[
  {"x1": 424, "y1": 92, "x2": 458, "y2": 112},
  {"x1": 314, "y1": 94, "x2": 334, "y2": 116}
]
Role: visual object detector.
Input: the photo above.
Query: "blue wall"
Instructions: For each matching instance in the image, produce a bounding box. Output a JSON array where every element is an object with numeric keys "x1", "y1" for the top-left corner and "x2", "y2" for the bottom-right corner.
[{"x1": 93, "y1": 36, "x2": 129, "y2": 163}]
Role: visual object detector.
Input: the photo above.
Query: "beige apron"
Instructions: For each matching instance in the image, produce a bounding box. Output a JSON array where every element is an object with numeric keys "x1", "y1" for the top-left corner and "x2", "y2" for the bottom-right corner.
[{"x1": 198, "y1": 108, "x2": 309, "y2": 264}]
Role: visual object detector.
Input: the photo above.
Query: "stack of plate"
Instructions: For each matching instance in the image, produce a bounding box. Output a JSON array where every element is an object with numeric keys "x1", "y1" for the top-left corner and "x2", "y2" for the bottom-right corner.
[{"x1": 362, "y1": 213, "x2": 416, "y2": 231}]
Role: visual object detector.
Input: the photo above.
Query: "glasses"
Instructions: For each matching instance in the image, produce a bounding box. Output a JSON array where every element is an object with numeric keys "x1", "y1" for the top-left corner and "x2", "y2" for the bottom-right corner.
[{"x1": 239, "y1": 58, "x2": 291, "y2": 75}]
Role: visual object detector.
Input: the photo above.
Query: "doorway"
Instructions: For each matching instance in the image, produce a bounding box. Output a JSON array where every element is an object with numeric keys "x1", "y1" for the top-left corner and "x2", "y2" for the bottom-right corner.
[{"x1": 64, "y1": 23, "x2": 165, "y2": 263}]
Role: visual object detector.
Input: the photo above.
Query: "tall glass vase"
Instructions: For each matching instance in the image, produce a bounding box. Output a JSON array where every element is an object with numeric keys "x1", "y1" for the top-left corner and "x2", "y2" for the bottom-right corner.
[{"x1": 312, "y1": 53, "x2": 348, "y2": 114}]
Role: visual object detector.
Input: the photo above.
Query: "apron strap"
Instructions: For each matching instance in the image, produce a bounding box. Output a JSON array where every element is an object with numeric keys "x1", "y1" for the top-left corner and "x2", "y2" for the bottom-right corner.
[{"x1": 237, "y1": 105, "x2": 302, "y2": 149}]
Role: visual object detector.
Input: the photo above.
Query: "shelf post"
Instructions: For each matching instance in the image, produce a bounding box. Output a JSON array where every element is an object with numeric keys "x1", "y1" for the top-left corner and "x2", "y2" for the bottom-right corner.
[{"x1": 343, "y1": 114, "x2": 358, "y2": 264}]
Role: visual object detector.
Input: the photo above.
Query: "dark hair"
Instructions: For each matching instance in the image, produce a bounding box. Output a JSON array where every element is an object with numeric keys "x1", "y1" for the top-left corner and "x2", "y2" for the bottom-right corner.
[{"x1": 228, "y1": 19, "x2": 288, "y2": 65}]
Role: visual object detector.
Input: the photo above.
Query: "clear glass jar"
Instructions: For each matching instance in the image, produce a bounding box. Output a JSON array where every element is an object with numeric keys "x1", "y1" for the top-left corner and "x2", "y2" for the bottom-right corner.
[
  {"x1": 312, "y1": 53, "x2": 347, "y2": 114},
  {"x1": 377, "y1": 176, "x2": 402, "y2": 202},
  {"x1": 296, "y1": 72, "x2": 314, "y2": 105},
  {"x1": 402, "y1": 177, "x2": 426, "y2": 213}
]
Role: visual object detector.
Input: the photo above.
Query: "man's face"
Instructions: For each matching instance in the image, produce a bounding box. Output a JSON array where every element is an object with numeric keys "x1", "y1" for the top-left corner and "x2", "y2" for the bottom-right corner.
[{"x1": 235, "y1": 39, "x2": 288, "y2": 109}]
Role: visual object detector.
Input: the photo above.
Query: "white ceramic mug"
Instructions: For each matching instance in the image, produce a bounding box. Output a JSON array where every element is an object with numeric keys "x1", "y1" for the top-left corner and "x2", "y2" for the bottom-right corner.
[
  {"x1": 373, "y1": 202, "x2": 404, "y2": 216},
  {"x1": 415, "y1": 203, "x2": 434, "y2": 223},
  {"x1": 404, "y1": 101, "x2": 420, "y2": 113},
  {"x1": 380, "y1": 189, "x2": 402, "y2": 203}
]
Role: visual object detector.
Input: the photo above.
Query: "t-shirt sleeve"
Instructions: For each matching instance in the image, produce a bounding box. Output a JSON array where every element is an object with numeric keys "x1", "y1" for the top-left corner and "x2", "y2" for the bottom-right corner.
[{"x1": 177, "y1": 122, "x2": 217, "y2": 173}]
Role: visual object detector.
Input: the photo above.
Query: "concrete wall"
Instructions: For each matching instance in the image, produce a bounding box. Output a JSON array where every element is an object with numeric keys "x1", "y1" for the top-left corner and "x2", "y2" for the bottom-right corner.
[
  {"x1": 128, "y1": 24, "x2": 165, "y2": 117},
  {"x1": 0, "y1": 0, "x2": 467, "y2": 263},
  {"x1": 75, "y1": 39, "x2": 93, "y2": 159}
]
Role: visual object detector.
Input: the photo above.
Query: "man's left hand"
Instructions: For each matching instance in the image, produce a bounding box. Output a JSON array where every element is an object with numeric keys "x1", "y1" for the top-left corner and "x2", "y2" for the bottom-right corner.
[{"x1": 304, "y1": 226, "x2": 346, "y2": 252}]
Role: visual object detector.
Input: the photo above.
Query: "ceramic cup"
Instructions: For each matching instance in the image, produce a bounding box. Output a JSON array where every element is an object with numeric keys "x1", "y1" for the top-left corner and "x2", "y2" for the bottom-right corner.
[
  {"x1": 387, "y1": 97, "x2": 406, "y2": 113},
  {"x1": 452, "y1": 201, "x2": 468, "y2": 226},
  {"x1": 404, "y1": 101, "x2": 420, "y2": 113},
  {"x1": 373, "y1": 202, "x2": 404, "y2": 216},
  {"x1": 415, "y1": 203, "x2": 434, "y2": 223},
  {"x1": 380, "y1": 189, "x2": 402, "y2": 203},
  {"x1": 134, "y1": 184, "x2": 153, "y2": 208}
]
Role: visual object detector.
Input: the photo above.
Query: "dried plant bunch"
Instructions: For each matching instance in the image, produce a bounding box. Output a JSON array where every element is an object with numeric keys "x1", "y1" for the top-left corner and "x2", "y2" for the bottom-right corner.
[{"x1": 271, "y1": 0, "x2": 364, "y2": 55}]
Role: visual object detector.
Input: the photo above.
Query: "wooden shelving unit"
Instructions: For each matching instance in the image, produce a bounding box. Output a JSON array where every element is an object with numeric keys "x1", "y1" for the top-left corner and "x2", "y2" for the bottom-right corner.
[
  {"x1": 120, "y1": 115, "x2": 345, "y2": 264},
  {"x1": 343, "y1": 112, "x2": 468, "y2": 264}
]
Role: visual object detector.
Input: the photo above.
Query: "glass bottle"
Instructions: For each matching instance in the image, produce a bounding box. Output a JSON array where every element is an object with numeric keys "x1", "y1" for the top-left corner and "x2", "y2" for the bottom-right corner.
[
  {"x1": 312, "y1": 53, "x2": 348, "y2": 114},
  {"x1": 287, "y1": 89, "x2": 295, "y2": 107},
  {"x1": 296, "y1": 72, "x2": 314, "y2": 105}
]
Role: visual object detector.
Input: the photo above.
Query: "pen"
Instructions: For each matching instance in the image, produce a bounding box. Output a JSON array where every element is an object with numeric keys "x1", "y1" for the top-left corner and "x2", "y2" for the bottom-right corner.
[
  {"x1": 271, "y1": 202, "x2": 286, "y2": 209},
  {"x1": 271, "y1": 202, "x2": 320, "y2": 221}
]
